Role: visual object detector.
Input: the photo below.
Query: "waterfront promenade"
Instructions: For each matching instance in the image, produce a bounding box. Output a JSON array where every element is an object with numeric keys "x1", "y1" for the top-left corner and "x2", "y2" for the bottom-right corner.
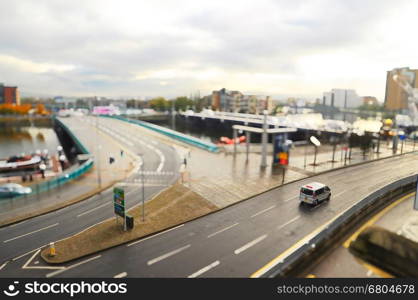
[{"x1": 0, "y1": 117, "x2": 137, "y2": 226}]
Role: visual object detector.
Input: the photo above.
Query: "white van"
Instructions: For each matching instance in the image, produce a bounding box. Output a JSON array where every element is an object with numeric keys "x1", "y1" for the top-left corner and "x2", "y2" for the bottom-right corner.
[{"x1": 299, "y1": 182, "x2": 331, "y2": 205}]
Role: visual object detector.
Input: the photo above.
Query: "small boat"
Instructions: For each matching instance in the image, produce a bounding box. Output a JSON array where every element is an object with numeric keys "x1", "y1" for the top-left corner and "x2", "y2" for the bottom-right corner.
[
  {"x1": 0, "y1": 155, "x2": 42, "y2": 173},
  {"x1": 218, "y1": 135, "x2": 246, "y2": 145}
]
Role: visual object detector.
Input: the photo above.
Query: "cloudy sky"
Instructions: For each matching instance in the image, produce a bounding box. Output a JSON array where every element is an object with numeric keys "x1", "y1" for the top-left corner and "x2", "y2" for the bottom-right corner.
[{"x1": 1, "y1": 0, "x2": 417, "y2": 100}]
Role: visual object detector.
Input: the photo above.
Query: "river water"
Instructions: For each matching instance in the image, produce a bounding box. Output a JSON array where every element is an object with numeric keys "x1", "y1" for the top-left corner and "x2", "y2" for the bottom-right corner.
[{"x1": 0, "y1": 117, "x2": 60, "y2": 162}]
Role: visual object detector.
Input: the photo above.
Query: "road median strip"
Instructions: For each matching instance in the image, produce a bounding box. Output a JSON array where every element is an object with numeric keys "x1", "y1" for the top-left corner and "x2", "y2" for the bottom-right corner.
[{"x1": 41, "y1": 183, "x2": 218, "y2": 264}]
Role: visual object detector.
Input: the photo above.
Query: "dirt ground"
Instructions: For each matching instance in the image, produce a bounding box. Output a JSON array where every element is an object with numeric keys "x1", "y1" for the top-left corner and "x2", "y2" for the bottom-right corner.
[{"x1": 41, "y1": 183, "x2": 218, "y2": 264}]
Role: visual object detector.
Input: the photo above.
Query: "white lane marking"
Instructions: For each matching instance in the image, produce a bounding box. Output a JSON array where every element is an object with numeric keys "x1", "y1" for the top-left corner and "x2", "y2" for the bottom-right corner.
[
  {"x1": 3, "y1": 223, "x2": 59, "y2": 243},
  {"x1": 188, "y1": 261, "x2": 220, "y2": 278},
  {"x1": 332, "y1": 190, "x2": 346, "y2": 198},
  {"x1": 147, "y1": 245, "x2": 191, "y2": 266},
  {"x1": 207, "y1": 223, "x2": 239, "y2": 238},
  {"x1": 22, "y1": 250, "x2": 40, "y2": 268},
  {"x1": 284, "y1": 196, "x2": 298, "y2": 202},
  {"x1": 276, "y1": 216, "x2": 300, "y2": 230},
  {"x1": 77, "y1": 202, "x2": 111, "y2": 217},
  {"x1": 234, "y1": 234, "x2": 268, "y2": 255},
  {"x1": 12, "y1": 247, "x2": 42, "y2": 261},
  {"x1": 0, "y1": 261, "x2": 9, "y2": 271},
  {"x1": 367, "y1": 270, "x2": 373, "y2": 277},
  {"x1": 250, "y1": 205, "x2": 276, "y2": 218},
  {"x1": 46, "y1": 255, "x2": 101, "y2": 278},
  {"x1": 114, "y1": 272, "x2": 127, "y2": 278},
  {"x1": 127, "y1": 224, "x2": 184, "y2": 247},
  {"x1": 22, "y1": 249, "x2": 64, "y2": 270}
]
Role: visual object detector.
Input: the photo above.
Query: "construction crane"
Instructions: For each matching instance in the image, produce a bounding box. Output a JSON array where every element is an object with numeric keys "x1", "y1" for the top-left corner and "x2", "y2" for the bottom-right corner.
[{"x1": 390, "y1": 68, "x2": 418, "y2": 126}]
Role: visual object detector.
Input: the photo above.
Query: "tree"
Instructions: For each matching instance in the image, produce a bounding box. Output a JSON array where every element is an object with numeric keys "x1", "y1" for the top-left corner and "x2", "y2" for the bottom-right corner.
[
  {"x1": 174, "y1": 96, "x2": 193, "y2": 111},
  {"x1": 149, "y1": 97, "x2": 169, "y2": 111}
]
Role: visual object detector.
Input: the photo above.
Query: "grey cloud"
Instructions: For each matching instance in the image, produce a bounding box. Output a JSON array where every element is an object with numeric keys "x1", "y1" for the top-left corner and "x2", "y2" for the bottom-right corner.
[{"x1": 0, "y1": 0, "x2": 411, "y2": 97}]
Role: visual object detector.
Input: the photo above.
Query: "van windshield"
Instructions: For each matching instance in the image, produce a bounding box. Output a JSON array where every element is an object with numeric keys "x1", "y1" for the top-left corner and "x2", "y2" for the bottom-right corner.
[{"x1": 301, "y1": 188, "x2": 313, "y2": 195}]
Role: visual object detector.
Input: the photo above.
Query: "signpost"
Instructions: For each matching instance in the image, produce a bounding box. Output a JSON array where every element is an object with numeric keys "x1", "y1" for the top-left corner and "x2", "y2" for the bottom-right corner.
[{"x1": 114, "y1": 187, "x2": 126, "y2": 231}]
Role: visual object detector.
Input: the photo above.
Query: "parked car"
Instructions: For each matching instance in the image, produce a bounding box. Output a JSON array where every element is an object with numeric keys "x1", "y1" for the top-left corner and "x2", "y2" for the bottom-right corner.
[
  {"x1": 0, "y1": 183, "x2": 32, "y2": 198},
  {"x1": 299, "y1": 182, "x2": 331, "y2": 205}
]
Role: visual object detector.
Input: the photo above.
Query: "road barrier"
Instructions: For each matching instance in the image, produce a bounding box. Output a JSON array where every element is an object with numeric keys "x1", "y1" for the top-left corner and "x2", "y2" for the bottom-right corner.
[
  {"x1": 259, "y1": 174, "x2": 417, "y2": 277},
  {"x1": 9, "y1": 117, "x2": 94, "y2": 200},
  {"x1": 104, "y1": 115, "x2": 219, "y2": 153}
]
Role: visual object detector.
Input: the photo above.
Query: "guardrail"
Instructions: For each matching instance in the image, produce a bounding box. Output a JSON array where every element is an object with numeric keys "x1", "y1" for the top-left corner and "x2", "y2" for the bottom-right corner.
[
  {"x1": 104, "y1": 115, "x2": 219, "y2": 152},
  {"x1": 54, "y1": 116, "x2": 90, "y2": 155},
  {"x1": 260, "y1": 174, "x2": 417, "y2": 277},
  {"x1": 9, "y1": 117, "x2": 94, "y2": 200}
]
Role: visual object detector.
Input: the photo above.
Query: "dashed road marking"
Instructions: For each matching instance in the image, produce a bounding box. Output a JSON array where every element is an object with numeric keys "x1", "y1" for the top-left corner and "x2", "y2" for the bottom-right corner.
[
  {"x1": 234, "y1": 234, "x2": 267, "y2": 255},
  {"x1": 207, "y1": 223, "x2": 239, "y2": 238},
  {"x1": 3, "y1": 223, "x2": 59, "y2": 243},
  {"x1": 147, "y1": 245, "x2": 191, "y2": 266},
  {"x1": 188, "y1": 261, "x2": 220, "y2": 278},
  {"x1": 114, "y1": 272, "x2": 127, "y2": 278},
  {"x1": 276, "y1": 216, "x2": 300, "y2": 230},
  {"x1": 250, "y1": 205, "x2": 276, "y2": 218}
]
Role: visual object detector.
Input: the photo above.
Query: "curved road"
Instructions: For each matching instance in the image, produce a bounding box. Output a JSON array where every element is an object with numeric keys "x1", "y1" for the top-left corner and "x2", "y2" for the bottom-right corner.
[
  {"x1": 0, "y1": 116, "x2": 181, "y2": 268},
  {"x1": 1, "y1": 117, "x2": 418, "y2": 278}
]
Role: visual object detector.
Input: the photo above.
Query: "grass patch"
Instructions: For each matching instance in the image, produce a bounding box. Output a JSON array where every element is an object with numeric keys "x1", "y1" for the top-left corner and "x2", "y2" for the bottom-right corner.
[{"x1": 41, "y1": 183, "x2": 218, "y2": 264}]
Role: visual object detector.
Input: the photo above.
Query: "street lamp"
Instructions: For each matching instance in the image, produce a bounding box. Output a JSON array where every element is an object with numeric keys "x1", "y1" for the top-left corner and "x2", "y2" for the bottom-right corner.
[
  {"x1": 260, "y1": 110, "x2": 268, "y2": 168},
  {"x1": 138, "y1": 153, "x2": 145, "y2": 222},
  {"x1": 310, "y1": 136, "x2": 321, "y2": 166}
]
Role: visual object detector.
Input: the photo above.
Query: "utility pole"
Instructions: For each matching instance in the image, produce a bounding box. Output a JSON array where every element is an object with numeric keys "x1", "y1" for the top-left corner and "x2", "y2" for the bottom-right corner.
[
  {"x1": 261, "y1": 110, "x2": 268, "y2": 168},
  {"x1": 141, "y1": 159, "x2": 145, "y2": 222},
  {"x1": 95, "y1": 116, "x2": 102, "y2": 189}
]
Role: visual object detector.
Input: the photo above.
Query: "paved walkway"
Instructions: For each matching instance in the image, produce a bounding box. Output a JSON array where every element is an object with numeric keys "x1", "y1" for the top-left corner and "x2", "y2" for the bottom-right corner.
[
  {"x1": 0, "y1": 117, "x2": 138, "y2": 226},
  {"x1": 182, "y1": 139, "x2": 417, "y2": 208}
]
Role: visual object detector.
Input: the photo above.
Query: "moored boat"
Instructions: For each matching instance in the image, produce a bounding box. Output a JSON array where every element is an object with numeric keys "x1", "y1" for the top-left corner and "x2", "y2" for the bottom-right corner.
[{"x1": 0, "y1": 155, "x2": 42, "y2": 173}]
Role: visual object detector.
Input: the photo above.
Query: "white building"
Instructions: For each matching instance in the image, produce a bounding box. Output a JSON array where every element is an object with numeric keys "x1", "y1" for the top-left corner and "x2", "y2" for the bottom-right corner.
[{"x1": 323, "y1": 89, "x2": 361, "y2": 108}]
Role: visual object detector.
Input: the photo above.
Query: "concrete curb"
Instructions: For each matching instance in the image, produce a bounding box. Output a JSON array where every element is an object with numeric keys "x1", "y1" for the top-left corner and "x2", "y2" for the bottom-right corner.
[{"x1": 0, "y1": 177, "x2": 118, "y2": 228}]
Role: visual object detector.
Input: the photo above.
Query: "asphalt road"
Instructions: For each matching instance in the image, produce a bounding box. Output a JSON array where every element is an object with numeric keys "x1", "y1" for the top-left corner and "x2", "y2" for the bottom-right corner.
[
  {"x1": 0, "y1": 116, "x2": 181, "y2": 268},
  {"x1": 1, "y1": 116, "x2": 418, "y2": 278}
]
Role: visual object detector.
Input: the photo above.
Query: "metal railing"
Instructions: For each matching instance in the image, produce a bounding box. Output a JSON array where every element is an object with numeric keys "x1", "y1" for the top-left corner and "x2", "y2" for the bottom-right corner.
[{"x1": 104, "y1": 115, "x2": 219, "y2": 152}]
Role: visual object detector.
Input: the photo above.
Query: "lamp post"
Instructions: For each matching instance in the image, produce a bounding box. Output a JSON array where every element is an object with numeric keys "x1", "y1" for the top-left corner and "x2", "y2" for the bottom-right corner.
[
  {"x1": 95, "y1": 116, "x2": 102, "y2": 189},
  {"x1": 310, "y1": 136, "x2": 321, "y2": 166},
  {"x1": 260, "y1": 110, "x2": 268, "y2": 168},
  {"x1": 138, "y1": 153, "x2": 145, "y2": 222}
]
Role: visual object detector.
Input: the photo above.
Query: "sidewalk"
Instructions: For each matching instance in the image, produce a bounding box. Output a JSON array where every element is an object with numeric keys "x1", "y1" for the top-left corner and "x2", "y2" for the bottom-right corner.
[
  {"x1": 0, "y1": 116, "x2": 138, "y2": 226},
  {"x1": 183, "y1": 139, "x2": 417, "y2": 208}
]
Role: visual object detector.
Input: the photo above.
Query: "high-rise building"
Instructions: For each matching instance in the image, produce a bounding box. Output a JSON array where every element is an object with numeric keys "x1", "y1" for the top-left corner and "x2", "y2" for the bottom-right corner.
[
  {"x1": 384, "y1": 67, "x2": 418, "y2": 111},
  {"x1": 0, "y1": 84, "x2": 20, "y2": 105},
  {"x1": 323, "y1": 89, "x2": 361, "y2": 108},
  {"x1": 211, "y1": 88, "x2": 272, "y2": 113}
]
